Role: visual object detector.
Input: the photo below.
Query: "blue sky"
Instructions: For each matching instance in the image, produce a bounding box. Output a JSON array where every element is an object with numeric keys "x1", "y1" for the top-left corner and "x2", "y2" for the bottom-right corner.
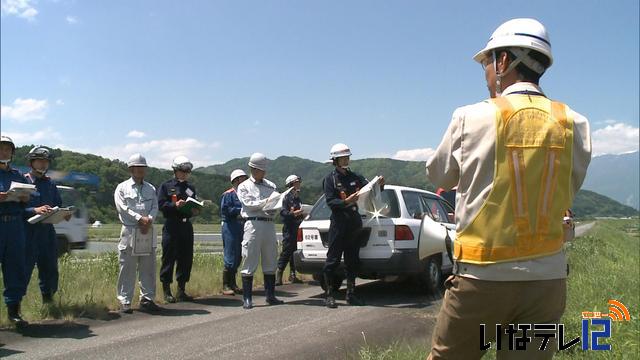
[{"x1": 1, "y1": 0, "x2": 638, "y2": 168}]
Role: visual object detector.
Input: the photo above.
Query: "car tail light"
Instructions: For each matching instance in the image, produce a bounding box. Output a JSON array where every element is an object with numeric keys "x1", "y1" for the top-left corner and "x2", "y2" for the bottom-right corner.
[
  {"x1": 394, "y1": 225, "x2": 414, "y2": 240},
  {"x1": 297, "y1": 228, "x2": 303, "y2": 242}
]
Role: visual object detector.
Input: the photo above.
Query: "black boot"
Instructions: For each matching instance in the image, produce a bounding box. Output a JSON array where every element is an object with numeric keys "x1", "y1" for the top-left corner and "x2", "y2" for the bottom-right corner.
[
  {"x1": 242, "y1": 276, "x2": 253, "y2": 309},
  {"x1": 230, "y1": 270, "x2": 242, "y2": 295},
  {"x1": 162, "y1": 282, "x2": 176, "y2": 303},
  {"x1": 176, "y1": 282, "x2": 194, "y2": 302},
  {"x1": 222, "y1": 269, "x2": 234, "y2": 295},
  {"x1": 264, "y1": 274, "x2": 284, "y2": 305},
  {"x1": 275, "y1": 269, "x2": 284, "y2": 286},
  {"x1": 346, "y1": 278, "x2": 365, "y2": 306},
  {"x1": 324, "y1": 274, "x2": 337, "y2": 309},
  {"x1": 7, "y1": 303, "x2": 28, "y2": 327}
]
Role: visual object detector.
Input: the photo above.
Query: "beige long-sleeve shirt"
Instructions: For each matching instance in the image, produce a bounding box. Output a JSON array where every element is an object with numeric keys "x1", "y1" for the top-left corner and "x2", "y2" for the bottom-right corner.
[{"x1": 426, "y1": 82, "x2": 592, "y2": 281}]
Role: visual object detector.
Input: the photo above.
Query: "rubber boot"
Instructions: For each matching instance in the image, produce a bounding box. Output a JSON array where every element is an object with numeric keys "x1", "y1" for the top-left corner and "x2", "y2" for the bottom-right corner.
[
  {"x1": 264, "y1": 274, "x2": 284, "y2": 305},
  {"x1": 289, "y1": 270, "x2": 303, "y2": 284},
  {"x1": 230, "y1": 270, "x2": 242, "y2": 295},
  {"x1": 242, "y1": 276, "x2": 253, "y2": 309},
  {"x1": 7, "y1": 303, "x2": 28, "y2": 327},
  {"x1": 275, "y1": 269, "x2": 284, "y2": 286},
  {"x1": 222, "y1": 268, "x2": 234, "y2": 296},
  {"x1": 176, "y1": 282, "x2": 194, "y2": 302},
  {"x1": 324, "y1": 274, "x2": 337, "y2": 309},
  {"x1": 346, "y1": 278, "x2": 365, "y2": 306},
  {"x1": 162, "y1": 282, "x2": 176, "y2": 303}
]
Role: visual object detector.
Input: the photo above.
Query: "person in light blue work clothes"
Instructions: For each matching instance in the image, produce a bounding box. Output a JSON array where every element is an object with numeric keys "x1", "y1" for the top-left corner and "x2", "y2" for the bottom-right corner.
[
  {"x1": 23, "y1": 146, "x2": 71, "y2": 305},
  {"x1": 0, "y1": 136, "x2": 31, "y2": 327},
  {"x1": 220, "y1": 169, "x2": 248, "y2": 295}
]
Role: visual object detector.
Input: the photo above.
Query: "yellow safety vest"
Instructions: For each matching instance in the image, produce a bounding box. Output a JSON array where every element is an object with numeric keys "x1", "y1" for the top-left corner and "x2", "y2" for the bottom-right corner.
[{"x1": 455, "y1": 94, "x2": 574, "y2": 264}]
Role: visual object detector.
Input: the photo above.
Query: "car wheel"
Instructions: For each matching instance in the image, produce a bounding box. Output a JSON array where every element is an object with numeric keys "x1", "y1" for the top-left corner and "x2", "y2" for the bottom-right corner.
[
  {"x1": 57, "y1": 236, "x2": 70, "y2": 257},
  {"x1": 421, "y1": 255, "x2": 443, "y2": 294}
]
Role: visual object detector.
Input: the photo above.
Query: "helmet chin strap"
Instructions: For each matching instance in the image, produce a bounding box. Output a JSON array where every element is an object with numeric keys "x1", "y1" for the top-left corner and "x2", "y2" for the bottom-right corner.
[
  {"x1": 493, "y1": 48, "x2": 544, "y2": 96},
  {"x1": 0, "y1": 159, "x2": 11, "y2": 165},
  {"x1": 34, "y1": 167, "x2": 48, "y2": 175}
]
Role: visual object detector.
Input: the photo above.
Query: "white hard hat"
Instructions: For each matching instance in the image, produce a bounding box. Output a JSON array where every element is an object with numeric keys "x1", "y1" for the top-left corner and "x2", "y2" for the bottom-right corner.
[
  {"x1": 473, "y1": 18, "x2": 552, "y2": 74},
  {"x1": 329, "y1": 143, "x2": 352, "y2": 159},
  {"x1": 26, "y1": 146, "x2": 53, "y2": 161},
  {"x1": 127, "y1": 153, "x2": 148, "y2": 167},
  {"x1": 230, "y1": 169, "x2": 247, "y2": 182},
  {"x1": 248, "y1": 152, "x2": 268, "y2": 171},
  {"x1": 285, "y1": 174, "x2": 301, "y2": 187},
  {"x1": 0, "y1": 135, "x2": 16, "y2": 153},
  {"x1": 172, "y1": 155, "x2": 193, "y2": 172}
]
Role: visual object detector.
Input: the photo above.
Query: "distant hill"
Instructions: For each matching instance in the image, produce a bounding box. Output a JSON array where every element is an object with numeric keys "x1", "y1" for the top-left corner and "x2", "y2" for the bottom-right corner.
[
  {"x1": 9, "y1": 147, "x2": 636, "y2": 223},
  {"x1": 582, "y1": 151, "x2": 639, "y2": 210}
]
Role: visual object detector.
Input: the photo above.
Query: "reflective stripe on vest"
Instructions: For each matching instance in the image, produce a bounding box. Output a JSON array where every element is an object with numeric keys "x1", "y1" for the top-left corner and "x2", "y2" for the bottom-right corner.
[{"x1": 454, "y1": 95, "x2": 574, "y2": 264}]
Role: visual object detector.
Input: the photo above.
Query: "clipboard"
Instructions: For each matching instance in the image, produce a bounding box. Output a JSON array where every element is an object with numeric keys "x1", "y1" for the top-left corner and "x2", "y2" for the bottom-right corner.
[{"x1": 132, "y1": 227, "x2": 154, "y2": 256}]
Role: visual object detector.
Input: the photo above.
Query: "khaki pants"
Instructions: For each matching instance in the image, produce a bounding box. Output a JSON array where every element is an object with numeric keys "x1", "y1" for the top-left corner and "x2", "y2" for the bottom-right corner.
[{"x1": 428, "y1": 276, "x2": 566, "y2": 360}]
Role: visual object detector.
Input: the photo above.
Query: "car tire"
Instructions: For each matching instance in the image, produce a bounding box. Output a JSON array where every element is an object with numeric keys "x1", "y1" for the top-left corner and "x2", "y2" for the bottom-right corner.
[
  {"x1": 57, "y1": 236, "x2": 70, "y2": 257},
  {"x1": 421, "y1": 255, "x2": 443, "y2": 294}
]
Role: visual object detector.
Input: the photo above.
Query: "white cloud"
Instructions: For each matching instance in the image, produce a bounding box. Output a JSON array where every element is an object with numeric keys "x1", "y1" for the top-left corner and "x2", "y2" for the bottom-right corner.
[
  {"x1": 1, "y1": 0, "x2": 38, "y2": 20},
  {"x1": 65, "y1": 15, "x2": 77, "y2": 24},
  {"x1": 96, "y1": 138, "x2": 222, "y2": 169},
  {"x1": 55, "y1": 99, "x2": 64, "y2": 106},
  {"x1": 392, "y1": 148, "x2": 436, "y2": 162},
  {"x1": 1, "y1": 98, "x2": 48, "y2": 122},
  {"x1": 126, "y1": 130, "x2": 146, "y2": 138},
  {"x1": 2, "y1": 127, "x2": 62, "y2": 145},
  {"x1": 592, "y1": 121, "x2": 639, "y2": 157}
]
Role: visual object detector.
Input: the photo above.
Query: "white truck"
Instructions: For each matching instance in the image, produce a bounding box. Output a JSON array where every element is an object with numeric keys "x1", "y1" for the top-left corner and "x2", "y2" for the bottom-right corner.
[{"x1": 54, "y1": 185, "x2": 88, "y2": 255}]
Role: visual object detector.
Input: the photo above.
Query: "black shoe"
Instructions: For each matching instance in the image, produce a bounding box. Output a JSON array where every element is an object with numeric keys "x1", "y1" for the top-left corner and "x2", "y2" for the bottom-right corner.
[
  {"x1": 176, "y1": 282, "x2": 194, "y2": 302},
  {"x1": 162, "y1": 283, "x2": 176, "y2": 303},
  {"x1": 264, "y1": 274, "x2": 284, "y2": 305},
  {"x1": 120, "y1": 303, "x2": 133, "y2": 314},
  {"x1": 42, "y1": 293, "x2": 54, "y2": 304},
  {"x1": 275, "y1": 269, "x2": 284, "y2": 286},
  {"x1": 242, "y1": 276, "x2": 253, "y2": 310},
  {"x1": 7, "y1": 303, "x2": 28, "y2": 327},
  {"x1": 289, "y1": 272, "x2": 303, "y2": 284},
  {"x1": 139, "y1": 298, "x2": 162, "y2": 313},
  {"x1": 324, "y1": 274, "x2": 338, "y2": 309}
]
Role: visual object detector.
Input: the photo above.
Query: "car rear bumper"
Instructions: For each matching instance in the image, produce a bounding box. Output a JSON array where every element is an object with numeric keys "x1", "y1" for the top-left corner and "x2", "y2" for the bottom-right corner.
[{"x1": 293, "y1": 248, "x2": 424, "y2": 278}]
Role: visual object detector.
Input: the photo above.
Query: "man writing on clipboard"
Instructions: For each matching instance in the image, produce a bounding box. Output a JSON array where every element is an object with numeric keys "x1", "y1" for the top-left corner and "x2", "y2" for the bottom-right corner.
[{"x1": 114, "y1": 153, "x2": 160, "y2": 314}]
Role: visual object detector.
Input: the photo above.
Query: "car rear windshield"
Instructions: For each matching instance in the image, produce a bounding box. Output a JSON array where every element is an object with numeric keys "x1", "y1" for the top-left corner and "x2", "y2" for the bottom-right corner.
[{"x1": 308, "y1": 189, "x2": 400, "y2": 220}]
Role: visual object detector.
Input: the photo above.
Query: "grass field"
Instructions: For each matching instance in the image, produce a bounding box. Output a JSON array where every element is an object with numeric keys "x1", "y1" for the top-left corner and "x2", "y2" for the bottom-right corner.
[
  {"x1": 354, "y1": 219, "x2": 640, "y2": 359},
  {"x1": 88, "y1": 223, "x2": 222, "y2": 240}
]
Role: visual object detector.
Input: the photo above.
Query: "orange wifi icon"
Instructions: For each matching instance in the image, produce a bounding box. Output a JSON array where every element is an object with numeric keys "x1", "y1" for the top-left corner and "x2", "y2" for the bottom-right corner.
[{"x1": 604, "y1": 300, "x2": 631, "y2": 321}]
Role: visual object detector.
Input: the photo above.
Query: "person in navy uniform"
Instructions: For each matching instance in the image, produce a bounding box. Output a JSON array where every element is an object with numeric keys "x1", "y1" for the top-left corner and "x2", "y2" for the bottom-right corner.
[
  {"x1": 0, "y1": 136, "x2": 31, "y2": 326},
  {"x1": 275, "y1": 174, "x2": 304, "y2": 286},
  {"x1": 157, "y1": 156, "x2": 199, "y2": 303},
  {"x1": 23, "y1": 146, "x2": 70, "y2": 305},
  {"x1": 220, "y1": 169, "x2": 248, "y2": 295},
  {"x1": 322, "y1": 143, "x2": 383, "y2": 308}
]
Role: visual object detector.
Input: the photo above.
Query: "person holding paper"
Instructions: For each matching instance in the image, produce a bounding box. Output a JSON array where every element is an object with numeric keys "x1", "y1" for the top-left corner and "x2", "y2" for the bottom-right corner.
[
  {"x1": 220, "y1": 169, "x2": 248, "y2": 295},
  {"x1": 114, "y1": 153, "x2": 160, "y2": 313},
  {"x1": 157, "y1": 156, "x2": 198, "y2": 303},
  {"x1": 236, "y1": 153, "x2": 284, "y2": 309},
  {"x1": 322, "y1": 143, "x2": 384, "y2": 308},
  {"x1": 0, "y1": 136, "x2": 30, "y2": 326},
  {"x1": 276, "y1": 174, "x2": 304, "y2": 286},
  {"x1": 23, "y1": 146, "x2": 69, "y2": 305}
]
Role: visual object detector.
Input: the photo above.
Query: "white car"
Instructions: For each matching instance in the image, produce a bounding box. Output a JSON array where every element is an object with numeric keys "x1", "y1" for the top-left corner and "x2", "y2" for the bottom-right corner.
[
  {"x1": 55, "y1": 186, "x2": 88, "y2": 255},
  {"x1": 293, "y1": 185, "x2": 456, "y2": 293}
]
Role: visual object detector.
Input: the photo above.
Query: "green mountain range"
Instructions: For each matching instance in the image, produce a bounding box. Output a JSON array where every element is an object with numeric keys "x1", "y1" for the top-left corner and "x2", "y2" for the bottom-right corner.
[{"x1": 9, "y1": 147, "x2": 638, "y2": 223}]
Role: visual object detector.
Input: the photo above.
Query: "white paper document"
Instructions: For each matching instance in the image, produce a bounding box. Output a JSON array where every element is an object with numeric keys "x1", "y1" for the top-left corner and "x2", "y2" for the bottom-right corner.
[
  {"x1": 27, "y1": 206, "x2": 75, "y2": 224},
  {"x1": 263, "y1": 187, "x2": 294, "y2": 212},
  {"x1": 356, "y1": 176, "x2": 385, "y2": 213},
  {"x1": 1, "y1": 182, "x2": 36, "y2": 202},
  {"x1": 301, "y1": 204, "x2": 314, "y2": 214},
  {"x1": 132, "y1": 227, "x2": 154, "y2": 256}
]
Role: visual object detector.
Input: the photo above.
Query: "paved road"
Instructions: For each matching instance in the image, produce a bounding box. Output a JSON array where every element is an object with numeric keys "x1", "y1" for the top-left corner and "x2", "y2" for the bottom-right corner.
[
  {"x1": 575, "y1": 222, "x2": 595, "y2": 237},
  {"x1": 0, "y1": 281, "x2": 441, "y2": 360}
]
